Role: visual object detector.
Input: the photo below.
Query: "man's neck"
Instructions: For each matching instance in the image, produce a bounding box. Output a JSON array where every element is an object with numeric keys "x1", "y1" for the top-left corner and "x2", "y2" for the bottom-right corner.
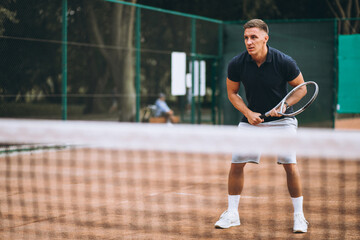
[{"x1": 251, "y1": 46, "x2": 268, "y2": 67}]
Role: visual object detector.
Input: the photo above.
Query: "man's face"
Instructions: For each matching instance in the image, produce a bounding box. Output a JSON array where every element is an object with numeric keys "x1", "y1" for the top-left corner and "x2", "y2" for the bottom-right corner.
[{"x1": 244, "y1": 27, "x2": 268, "y2": 56}]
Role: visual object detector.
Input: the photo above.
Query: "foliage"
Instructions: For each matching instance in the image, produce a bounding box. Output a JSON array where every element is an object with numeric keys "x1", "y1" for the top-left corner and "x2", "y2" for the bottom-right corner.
[
  {"x1": 326, "y1": 0, "x2": 360, "y2": 34},
  {"x1": 0, "y1": 0, "x2": 137, "y2": 121},
  {"x1": 0, "y1": 0, "x2": 62, "y2": 103},
  {"x1": 0, "y1": 0, "x2": 18, "y2": 35},
  {"x1": 137, "y1": 0, "x2": 333, "y2": 21}
]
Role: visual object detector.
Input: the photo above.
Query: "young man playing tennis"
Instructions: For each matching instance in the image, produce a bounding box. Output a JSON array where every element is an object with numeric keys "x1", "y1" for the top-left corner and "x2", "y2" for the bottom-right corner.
[{"x1": 214, "y1": 19, "x2": 309, "y2": 233}]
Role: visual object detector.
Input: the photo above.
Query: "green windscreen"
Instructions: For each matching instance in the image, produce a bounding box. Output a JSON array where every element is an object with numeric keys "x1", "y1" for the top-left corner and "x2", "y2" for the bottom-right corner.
[{"x1": 337, "y1": 34, "x2": 360, "y2": 113}]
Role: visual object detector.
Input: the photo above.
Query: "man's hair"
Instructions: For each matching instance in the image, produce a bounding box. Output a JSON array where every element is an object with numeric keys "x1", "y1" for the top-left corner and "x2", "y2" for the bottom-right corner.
[{"x1": 243, "y1": 19, "x2": 269, "y2": 34}]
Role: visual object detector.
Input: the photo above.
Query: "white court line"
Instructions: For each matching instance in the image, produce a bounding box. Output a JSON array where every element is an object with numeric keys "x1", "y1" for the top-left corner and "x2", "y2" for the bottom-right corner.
[
  {"x1": 117, "y1": 193, "x2": 268, "y2": 208},
  {"x1": 148, "y1": 193, "x2": 160, "y2": 196},
  {"x1": 149, "y1": 191, "x2": 268, "y2": 200},
  {"x1": 174, "y1": 192, "x2": 196, "y2": 196},
  {"x1": 241, "y1": 196, "x2": 268, "y2": 199}
]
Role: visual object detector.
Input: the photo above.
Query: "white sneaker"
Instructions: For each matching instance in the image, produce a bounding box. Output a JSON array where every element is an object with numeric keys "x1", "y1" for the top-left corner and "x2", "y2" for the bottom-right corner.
[
  {"x1": 293, "y1": 213, "x2": 309, "y2": 233},
  {"x1": 214, "y1": 210, "x2": 240, "y2": 229}
]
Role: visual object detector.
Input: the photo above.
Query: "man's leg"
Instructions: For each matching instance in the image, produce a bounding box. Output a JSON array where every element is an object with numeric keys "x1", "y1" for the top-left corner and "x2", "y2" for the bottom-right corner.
[
  {"x1": 164, "y1": 111, "x2": 176, "y2": 123},
  {"x1": 283, "y1": 164, "x2": 302, "y2": 198},
  {"x1": 215, "y1": 163, "x2": 246, "y2": 229},
  {"x1": 227, "y1": 163, "x2": 246, "y2": 212},
  {"x1": 228, "y1": 163, "x2": 246, "y2": 195},
  {"x1": 215, "y1": 121, "x2": 257, "y2": 229},
  {"x1": 283, "y1": 164, "x2": 309, "y2": 233}
]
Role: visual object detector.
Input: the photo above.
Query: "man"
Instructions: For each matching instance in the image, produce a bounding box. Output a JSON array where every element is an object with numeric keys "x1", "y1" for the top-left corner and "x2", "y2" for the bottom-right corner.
[
  {"x1": 214, "y1": 19, "x2": 309, "y2": 233},
  {"x1": 154, "y1": 93, "x2": 176, "y2": 123}
]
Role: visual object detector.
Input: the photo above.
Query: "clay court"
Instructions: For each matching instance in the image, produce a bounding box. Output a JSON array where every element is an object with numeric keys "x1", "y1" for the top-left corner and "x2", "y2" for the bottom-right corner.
[
  {"x1": 335, "y1": 117, "x2": 360, "y2": 130},
  {"x1": 1, "y1": 138, "x2": 359, "y2": 239}
]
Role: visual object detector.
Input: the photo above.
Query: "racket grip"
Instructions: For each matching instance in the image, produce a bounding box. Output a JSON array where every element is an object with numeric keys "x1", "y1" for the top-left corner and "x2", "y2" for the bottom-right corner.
[{"x1": 260, "y1": 110, "x2": 271, "y2": 119}]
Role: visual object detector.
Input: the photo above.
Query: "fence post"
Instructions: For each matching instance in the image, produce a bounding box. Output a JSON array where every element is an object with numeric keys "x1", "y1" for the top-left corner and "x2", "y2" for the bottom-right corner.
[
  {"x1": 135, "y1": 7, "x2": 141, "y2": 122},
  {"x1": 217, "y1": 23, "x2": 223, "y2": 125},
  {"x1": 332, "y1": 18, "x2": 338, "y2": 129},
  {"x1": 191, "y1": 18, "x2": 196, "y2": 124},
  {"x1": 61, "y1": 0, "x2": 67, "y2": 120}
]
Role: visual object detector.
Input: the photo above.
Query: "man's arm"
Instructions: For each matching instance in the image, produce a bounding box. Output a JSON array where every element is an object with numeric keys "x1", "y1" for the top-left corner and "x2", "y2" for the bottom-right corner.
[
  {"x1": 286, "y1": 72, "x2": 307, "y2": 105},
  {"x1": 158, "y1": 100, "x2": 173, "y2": 115},
  {"x1": 269, "y1": 72, "x2": 306, "y2": 117},
  {"x1": 227, "y1": 78, "x2": 264, "y2": 125}
]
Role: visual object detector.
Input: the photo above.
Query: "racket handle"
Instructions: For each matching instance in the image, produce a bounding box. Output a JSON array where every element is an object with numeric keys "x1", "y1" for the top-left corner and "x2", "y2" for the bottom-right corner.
[{"x1": 260, "y1": 110, "x2": 271, "y2": 119}]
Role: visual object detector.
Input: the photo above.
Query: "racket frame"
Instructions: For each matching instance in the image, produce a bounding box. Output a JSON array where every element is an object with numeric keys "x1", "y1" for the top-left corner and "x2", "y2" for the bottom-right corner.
[{"x1": 260, "y1": 81, "x2": 319, "y2": 118}]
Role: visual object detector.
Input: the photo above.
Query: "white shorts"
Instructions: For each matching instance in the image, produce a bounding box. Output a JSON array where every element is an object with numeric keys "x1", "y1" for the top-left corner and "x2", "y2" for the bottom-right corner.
[{"x1": 231, "y1": 117, "x2": 298, "y2": 164}]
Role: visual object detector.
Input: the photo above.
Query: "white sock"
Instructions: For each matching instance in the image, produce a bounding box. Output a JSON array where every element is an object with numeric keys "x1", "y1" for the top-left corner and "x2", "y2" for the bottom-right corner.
[
  {"x1": 227, "y1": 195, "x2": 240, "y2": 212},
  {"x1": 291, "y1": 196, "x2": 304, "y2": 214}
]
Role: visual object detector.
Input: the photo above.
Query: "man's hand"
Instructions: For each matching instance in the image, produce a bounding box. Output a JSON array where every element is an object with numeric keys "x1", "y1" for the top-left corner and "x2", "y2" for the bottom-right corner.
[
  {"x1": 246, "y1": 111, "x2": 264, "y2": 125},
  {"x1": 269, "y1": 104, "x2": 287, "y2": 117}
]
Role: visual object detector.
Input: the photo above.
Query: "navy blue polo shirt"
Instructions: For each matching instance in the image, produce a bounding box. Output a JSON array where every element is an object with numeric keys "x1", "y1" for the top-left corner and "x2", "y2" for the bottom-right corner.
[{"x1": 227, "y1": 46, "x2": 300, "y2": 123}]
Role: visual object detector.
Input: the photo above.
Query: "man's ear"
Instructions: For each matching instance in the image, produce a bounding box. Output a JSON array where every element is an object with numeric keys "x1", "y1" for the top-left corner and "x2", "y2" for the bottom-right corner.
[{"x1": 264, "y1": 34, "x2": 269, "y2": 43}]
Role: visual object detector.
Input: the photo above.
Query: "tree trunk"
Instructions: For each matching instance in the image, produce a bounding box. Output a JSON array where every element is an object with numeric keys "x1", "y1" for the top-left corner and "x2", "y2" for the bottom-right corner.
[
  {"x1": 115, "y1": 1, "x2": 136, "y2": 121},
  {"x1": 327, "y1": 0, "x2": 360, "y2": 34},
  {"x1": 85, "y1": 0, "x2": 136, "y2": 121}
]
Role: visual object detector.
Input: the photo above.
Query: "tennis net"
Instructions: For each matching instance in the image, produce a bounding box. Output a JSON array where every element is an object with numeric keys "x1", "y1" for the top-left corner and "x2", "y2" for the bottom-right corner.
[{"x1": 0, "y1": 119, "x2": 359, "y2": 239}]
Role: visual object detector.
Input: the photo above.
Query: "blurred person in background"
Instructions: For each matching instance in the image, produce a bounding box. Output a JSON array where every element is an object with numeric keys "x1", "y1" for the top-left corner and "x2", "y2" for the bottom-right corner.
[{"x1": 154, "y1": 93, "x2": 176, "y2": 123}]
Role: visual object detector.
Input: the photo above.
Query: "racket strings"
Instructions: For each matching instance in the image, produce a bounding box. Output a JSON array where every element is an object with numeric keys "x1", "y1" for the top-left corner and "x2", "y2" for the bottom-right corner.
[{"x1": 287, "y1": 83, "x2": 317, "y2": 112}]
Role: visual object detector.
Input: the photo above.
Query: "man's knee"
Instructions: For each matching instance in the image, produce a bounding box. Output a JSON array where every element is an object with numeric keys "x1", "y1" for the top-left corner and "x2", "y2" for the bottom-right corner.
[
  {"x1": 283, "y1": 164, "x2": 299, "y2": 176},
  {"x1": 230, "y1": 163, "x2": 246, "y2": 175}
]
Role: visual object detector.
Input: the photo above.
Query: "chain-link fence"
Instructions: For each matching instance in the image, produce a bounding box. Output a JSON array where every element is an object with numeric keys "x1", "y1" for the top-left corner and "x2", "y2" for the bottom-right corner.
[
  {"x1": 1, "y1": 0, "x2": 359, "y2": 127},
  {"x1": 0, "y1": 0, "x2": 223, "y2": 124}
]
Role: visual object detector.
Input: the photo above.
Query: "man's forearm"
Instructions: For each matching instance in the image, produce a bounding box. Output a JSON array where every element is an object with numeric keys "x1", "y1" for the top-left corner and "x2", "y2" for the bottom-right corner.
[{"x1": 228, "y1": 93, "x2": 251, "y2": 118}]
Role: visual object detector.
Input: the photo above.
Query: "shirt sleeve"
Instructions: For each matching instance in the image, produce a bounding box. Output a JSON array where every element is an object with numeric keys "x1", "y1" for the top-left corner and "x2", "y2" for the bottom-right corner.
[
  {"x1": 282, "y1": 56, "x2": 301, "y2": 82},
  {"x1": 155, "y1": 99, "x2": 170, "y2": 116},
  {"x1": 159, "y1": 101, "x2": 170, "y2": 112},
  {"x1": 227, "y1": 58, "x2": 241, "y2": 82}
]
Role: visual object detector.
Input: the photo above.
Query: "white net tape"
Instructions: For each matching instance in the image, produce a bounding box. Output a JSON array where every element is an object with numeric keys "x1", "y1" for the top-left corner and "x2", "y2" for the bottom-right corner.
[{"x1": 1, "y1": 118, "x2": 360, "y2": 159}]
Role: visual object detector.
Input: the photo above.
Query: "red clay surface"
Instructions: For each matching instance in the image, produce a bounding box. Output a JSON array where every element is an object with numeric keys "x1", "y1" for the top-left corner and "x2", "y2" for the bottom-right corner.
[
  {"x1": 335, "y1": 118, "x2": 360, "y2": 130},
  {"x1": 0, "y1": 148, "x2": 359, "y2": 239}
]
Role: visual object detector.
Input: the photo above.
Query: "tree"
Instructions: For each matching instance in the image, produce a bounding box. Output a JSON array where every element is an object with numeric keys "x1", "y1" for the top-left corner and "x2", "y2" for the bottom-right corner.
[
  {"x1": 0, "y1": 1, "x2": 61, "y2": 103},
  {"x1": 80, "y1": 0, "x2": 137, "y2": 121},
  {"x1": 241, "y1": 0, "x2": 280, "y2": 19},
  {"x1": 1, "y1": 0, "x2": 138, "y2": 121},
  {"x1": 0, "y1": 0, "x2": 18, "y2": 35},
  {"x1": 326, "y1": 0, "x2": 360, "y2": 34}
]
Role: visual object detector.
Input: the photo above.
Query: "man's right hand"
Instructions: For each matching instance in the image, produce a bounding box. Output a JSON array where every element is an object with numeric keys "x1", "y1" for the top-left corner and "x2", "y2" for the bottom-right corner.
[{"x1": 246, "y1": 112, "x2": 264, "y2": 125}]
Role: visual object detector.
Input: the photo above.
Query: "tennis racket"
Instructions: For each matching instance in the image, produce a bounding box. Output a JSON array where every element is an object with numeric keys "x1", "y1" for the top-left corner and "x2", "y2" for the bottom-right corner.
[{"x1": 260, "y1": 81, "x2": 319, "y2": 118}]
